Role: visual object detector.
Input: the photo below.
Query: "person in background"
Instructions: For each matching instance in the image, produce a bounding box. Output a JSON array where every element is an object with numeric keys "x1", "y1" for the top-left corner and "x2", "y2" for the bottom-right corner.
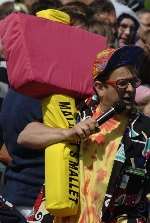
[
  {"x1": 30, "y1": 0, "x2": 62, "y2": 15},
  {"x1": 0, "y1": 89, "x2": 44, "y2": 222},
  {"x1": 88, "y1": 0, "x2": 117, "y2": 47},
  {"x1": 88, "y1": 19, "x2": 115, "y2": 47},
  {"x1": 0, "y1": 1, "x2": 28, "y2": 19},
  {"x1": 136, "y1": 29, "x2": 150, "y2": 86},
  {"x1": 137, "y1": 9, "x2": 150, "y2": 34},
  {"x1": 0, "y1": 8, "x2": 71, "y2": 223},
  {"x1": 89, "y1": 0, "x2": 117, "y2": 28},
  {"x1": 59, "y1": 1, "x2": 89, "y2": 29},
  {"x1": 136, "y1": 29, "x2": 150, "y2": 56},
  {"x1": 17, "y1": 45, "x2": 150, "y2": 223},
  {"x1": 116, "y1": 13, "x2": 139, "y2": 46},
  {"x1": 17, "y1": 0, "x2": 39, "y2": 12},
  {"x1": 0, "y1": 0, "x2": 29, "y2": 198},
  {"x1": 135, "y1": 85, "x2": 150, "y2": 117},
  {"x1": 136, "y1": 9, "x2": 150, "y2": 62},
  {"x1": 111, "y1": 0, "x2": 139, "y2": 46}
]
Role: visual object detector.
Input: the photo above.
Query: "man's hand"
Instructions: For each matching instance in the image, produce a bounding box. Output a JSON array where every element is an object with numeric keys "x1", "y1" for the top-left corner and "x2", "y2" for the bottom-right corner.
[{"x1": 66, "y1": 117, "x2": 98, "y2": 143}]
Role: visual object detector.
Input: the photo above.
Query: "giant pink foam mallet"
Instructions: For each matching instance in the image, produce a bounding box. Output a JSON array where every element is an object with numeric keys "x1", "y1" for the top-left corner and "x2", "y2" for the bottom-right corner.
[{"x1": 0, "y1": 13, "x2": 107, "y2": 99}]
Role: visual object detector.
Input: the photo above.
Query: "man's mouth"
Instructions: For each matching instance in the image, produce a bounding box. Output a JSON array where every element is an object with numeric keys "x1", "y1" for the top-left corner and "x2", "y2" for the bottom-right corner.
[
  {"x1": 122, "y1": 97, "x2": 134, "y2": 104},
  {"x1": 119, "y1": 38, "x2": 128, "y2": 45}
]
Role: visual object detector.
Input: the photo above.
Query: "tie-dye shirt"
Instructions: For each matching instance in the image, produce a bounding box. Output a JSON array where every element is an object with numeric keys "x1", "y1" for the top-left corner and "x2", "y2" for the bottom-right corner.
[
  {"x1": 55, "y1": 107, "x2": 128, "y2": 223},
  {"x1": 55, "y1": 109, "x2": 150, "y2": 223}
]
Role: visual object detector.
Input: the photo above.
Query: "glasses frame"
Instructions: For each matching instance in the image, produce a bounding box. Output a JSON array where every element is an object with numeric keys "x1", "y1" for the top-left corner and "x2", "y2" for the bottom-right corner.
[{"x1": 105, "y1": 77, "x2": 141, "y2": 89}]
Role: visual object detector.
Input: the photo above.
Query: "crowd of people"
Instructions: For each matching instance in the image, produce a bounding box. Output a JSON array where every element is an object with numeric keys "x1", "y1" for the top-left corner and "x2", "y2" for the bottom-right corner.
[{"x1": 0, "y1": 0, "x2": 150, "y2": 223}]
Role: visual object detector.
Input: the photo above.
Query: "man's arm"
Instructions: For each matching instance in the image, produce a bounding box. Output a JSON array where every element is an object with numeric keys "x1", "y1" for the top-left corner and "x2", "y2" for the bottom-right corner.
[{"x1": 17, "y1": 118, "x2": 97, "y2": 150}]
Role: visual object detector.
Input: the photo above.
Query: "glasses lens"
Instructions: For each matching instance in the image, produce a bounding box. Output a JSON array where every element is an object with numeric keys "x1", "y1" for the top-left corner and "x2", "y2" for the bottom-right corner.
[
  {"x1": 117, "y1": 78, "x2": 141, "y2": 89},
  {"x1": 117, "y1": 79, "x2": 129, "y2": 88},
  {"x1": 132, "y1": 78, "x2": 141, "y2": 88}
]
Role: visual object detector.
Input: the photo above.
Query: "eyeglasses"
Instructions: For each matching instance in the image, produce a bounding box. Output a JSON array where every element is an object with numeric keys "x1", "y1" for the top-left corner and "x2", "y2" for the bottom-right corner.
[{"x1": 105, "y1": 77, "x2": 141, "y2": 89}]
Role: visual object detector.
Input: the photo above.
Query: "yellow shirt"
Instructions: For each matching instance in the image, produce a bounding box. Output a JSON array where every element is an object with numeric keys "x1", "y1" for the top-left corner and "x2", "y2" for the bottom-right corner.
[{"x1": 55, "y1": 108, "x2": 127, "y2": 223}]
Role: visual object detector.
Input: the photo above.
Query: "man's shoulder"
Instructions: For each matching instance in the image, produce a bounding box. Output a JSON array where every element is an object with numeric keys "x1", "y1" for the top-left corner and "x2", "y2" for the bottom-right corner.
[
  {"x1": 133, "y1": 112, "x2": 150, "y2": 136},
  {"x1": 3, "y1": 88, "x2": 41, "y2": 108}
]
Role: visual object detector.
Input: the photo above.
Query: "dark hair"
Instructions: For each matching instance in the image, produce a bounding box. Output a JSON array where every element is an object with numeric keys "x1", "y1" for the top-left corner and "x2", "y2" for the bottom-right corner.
[
  {"x1": 94, "y1": 71, "x2": 111, "y2": 83},
  {"x1": 89, "y1": 0, "x2": 115, "y2": 15},
  {"x1": 95, "y1": 65, "x2": 139, "y2": 83},
  {"x1": 88, "y1": 19, "x2": 115, "y2": 47},
  {"x1": 37, "y1": 0, "x2": 61, "y2": 6},
  {"x1": 65, "y1": 1, "x2": 88, "y2": 12},
  {"x1": 0, "y1": 2, "x2": 14, "y2": 19},
  {"x1": 59, "y1": 2, "x2": 88, "y2": 27},
  {"x1": 117, "y1": 13, "x2": 139, "y2": 31},
  {"x1": 30, "y1": 0, "x2": 62, "y2": 15}
]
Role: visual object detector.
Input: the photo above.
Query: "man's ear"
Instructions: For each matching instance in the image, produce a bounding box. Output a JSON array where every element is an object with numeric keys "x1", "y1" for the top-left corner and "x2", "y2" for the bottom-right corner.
[{"x1": 94, "y1": 80, "x2": 105, "y2": 97}]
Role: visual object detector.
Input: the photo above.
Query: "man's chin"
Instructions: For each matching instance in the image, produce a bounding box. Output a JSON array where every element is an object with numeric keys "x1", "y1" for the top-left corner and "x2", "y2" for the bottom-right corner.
[
  {"x1": 119, "y1": 40, "x2": 128, "y2": 47},
  {"x1": 124, "y1": 102, "x2": 136, "y2": 115},
  {"x1": 125, "y1": 104, "x2": 133, "y2": 110}
]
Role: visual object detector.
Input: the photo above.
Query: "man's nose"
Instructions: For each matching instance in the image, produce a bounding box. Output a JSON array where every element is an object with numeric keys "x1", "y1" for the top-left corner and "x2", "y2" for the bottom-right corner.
[
  {"x1": 124, "y1": 27, "x2": 130, "y2": 35},
  {"x1": 126, "y1": 82, "x2": 134, "y2": 91}
]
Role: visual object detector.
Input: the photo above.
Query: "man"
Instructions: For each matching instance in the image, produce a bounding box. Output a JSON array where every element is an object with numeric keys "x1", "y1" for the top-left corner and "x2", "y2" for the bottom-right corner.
[
  {"x1": 19, "y1": 0, "x2": 39, "y2": 11},
  {"x1": 59, "y1": 2, "x2": 88, "y2": 29},
  {"x1": 137, "y1": 9, "x2": 150, "y2": 34},
  {"x1": 136, "y1": 9, "x2": 150, "y2": 68},
  {"x1": 0, "y1": 89, "x2": 44, "y2": 220},
  {"x1": 88, "y1": 0, "x2": 117, "y2": 47},
  {"x1": 0, "y1": 8, "x2": 71, "y2": 223},
  {"x1": 17, "y1": 45, "x2": 150, "y2": 223},
  {"x1": 89, "y1": 0, "x2": 116, "y2": 30},
  {"x1": 135, "y1": 85, "x2": 150, "y2": 117}
]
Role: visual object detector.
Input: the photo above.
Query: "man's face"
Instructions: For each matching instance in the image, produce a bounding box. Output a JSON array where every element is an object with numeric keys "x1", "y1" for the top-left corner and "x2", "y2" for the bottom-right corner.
[
  {"x1": 118, "y1": 18, "x2": 136, "y2": 46},
  {"x1": 94, "y1": 12, "x2": 117, "y2": 32},
  {"x1": 94, "y1": 12, "x2": 116, "y2": 25},
  {"x1": 138, "y1": 12, "x2": 150, "y2": 33},
  {"x1": 95, "y1": 66, "x2": 138, "y2": 112}
]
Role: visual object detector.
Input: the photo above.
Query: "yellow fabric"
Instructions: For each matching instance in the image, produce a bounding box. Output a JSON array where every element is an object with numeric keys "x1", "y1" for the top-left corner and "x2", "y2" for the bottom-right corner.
[
  {"x1": 55, "y1": 108, "x2": 127, "y2": 223},
  {"x1": 42, "y1": 94, "x2": 79, "y2": 216},
  {"x1": 36, "y1": 9, "x2": 70, "y2": 24}
]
